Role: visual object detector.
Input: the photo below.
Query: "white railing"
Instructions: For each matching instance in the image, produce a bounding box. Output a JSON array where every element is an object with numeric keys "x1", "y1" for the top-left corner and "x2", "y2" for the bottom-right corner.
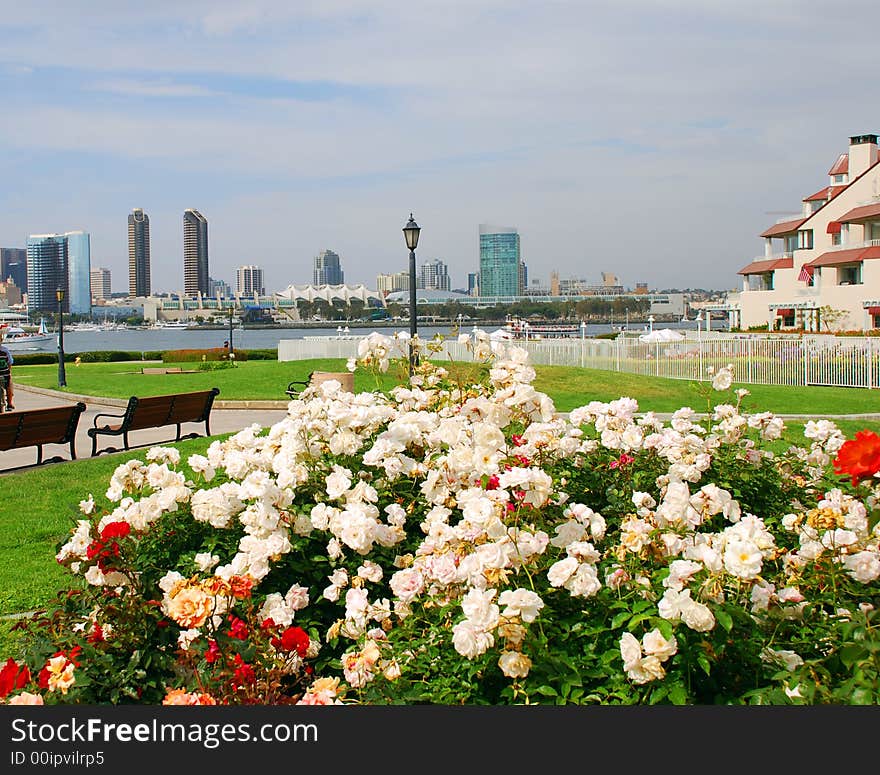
[
  {"x1": 826, "y1": 239, "x2": 880, "y2": 252},
  {"x1": 278, "y1": 333, "x2": 880, "y2": 389},
  {"x1": 751, "y1": 251, "x2": 793, "y2": 262}
]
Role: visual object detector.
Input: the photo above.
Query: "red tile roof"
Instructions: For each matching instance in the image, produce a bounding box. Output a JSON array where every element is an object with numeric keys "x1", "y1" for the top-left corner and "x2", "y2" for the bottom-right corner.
[
  {"x1": 802, "y1": 185, "x2": 848, "y2": 202},
  {"x1": 837, "y1": 203, "x2": 880, "y2": 223},
  {"x1": 760, "y1": 218, "x2": 805, "y2": 238},
  {"x1": 808, "y1": 246, "x2": 880, "y2": 268},
  {"x1": 828, "y1": 153, "x2": 849, "y2": 176},
  {"x1": 737, "y1": 256, "x2": 794, "y2": 275}
]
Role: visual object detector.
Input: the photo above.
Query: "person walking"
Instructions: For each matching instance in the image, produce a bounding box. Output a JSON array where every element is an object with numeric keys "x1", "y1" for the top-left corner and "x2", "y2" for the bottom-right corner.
[{"x1": 0, "y1": 330, "x2": 14, "y2": 410}]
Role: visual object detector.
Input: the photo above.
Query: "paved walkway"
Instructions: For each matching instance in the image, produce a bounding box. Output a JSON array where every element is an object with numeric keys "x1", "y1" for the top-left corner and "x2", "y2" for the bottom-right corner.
[{"x1": 1, "y1": 386, "x2": 290, "y2": 474}]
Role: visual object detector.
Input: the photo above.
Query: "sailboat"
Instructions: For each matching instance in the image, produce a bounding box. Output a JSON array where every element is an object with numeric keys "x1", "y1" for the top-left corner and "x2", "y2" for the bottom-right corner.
[{"x1": 2, "y1": 317, "x2": 53, "y2": 351}]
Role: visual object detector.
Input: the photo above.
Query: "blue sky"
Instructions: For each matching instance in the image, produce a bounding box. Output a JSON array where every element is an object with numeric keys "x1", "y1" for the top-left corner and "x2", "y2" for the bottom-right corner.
[{"x1": 0, "y1": 0, "x2": 877, "y2": 294}]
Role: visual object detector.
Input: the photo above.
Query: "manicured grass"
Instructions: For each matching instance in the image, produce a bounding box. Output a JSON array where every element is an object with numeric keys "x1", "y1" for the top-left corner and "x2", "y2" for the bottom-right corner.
[
  {"x1": 0, "y1": 435, "x2": 222, "y2": 659},
  {"x1": 533, "y1": 367, "x2": 880, "y2": 415},
  {"x1": 12, "y1": 359, "x2": 880, "y2": 415},
  {"x1": 10, "y1": 359, "x2": 396, "y2": 401}
]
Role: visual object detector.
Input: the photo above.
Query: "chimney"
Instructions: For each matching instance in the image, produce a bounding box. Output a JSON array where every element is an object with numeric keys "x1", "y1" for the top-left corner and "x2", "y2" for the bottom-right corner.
[{"x1": 848, "y1": 134, "x2": 879, "y2": 178}]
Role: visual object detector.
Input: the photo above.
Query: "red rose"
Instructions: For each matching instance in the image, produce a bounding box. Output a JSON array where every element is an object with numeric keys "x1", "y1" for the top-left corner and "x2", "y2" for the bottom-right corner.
[
  {"x1": 0, "y1": 658, "x2": 31, "y2": 698},
  {"x1": 225, "y1": 616, "x2": 248, "y2": 640},
  {"x1": 99, "y1": 521, "x2": 131, "y2": 541},
  {"x1": 205, "y1": 640, "x2": 220, "y2": 664},
  {"x1": 833, "y1": 430, "x2": 880, "y2": 486},
  {"x1": 272, "y1": 626, "x2": 310, "y2": 657}
]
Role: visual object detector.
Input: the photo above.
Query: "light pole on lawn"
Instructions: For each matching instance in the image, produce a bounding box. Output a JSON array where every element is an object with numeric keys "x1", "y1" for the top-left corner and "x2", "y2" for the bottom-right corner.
[
  {"x1": 402, "y1": 213, "x2": 421, "y2": 376},
  {"x1": 227, "y1": 304, "x2": 235, "y2": 363},
  {"x1": 56, "y1": 287, "x2": 67, "y2": 388}
]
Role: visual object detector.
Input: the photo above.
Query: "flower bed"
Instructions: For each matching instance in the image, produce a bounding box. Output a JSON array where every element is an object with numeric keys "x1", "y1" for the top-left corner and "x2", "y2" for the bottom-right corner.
[{"x1": 4, "y1": 331, "x2": 880, "y2": 705}]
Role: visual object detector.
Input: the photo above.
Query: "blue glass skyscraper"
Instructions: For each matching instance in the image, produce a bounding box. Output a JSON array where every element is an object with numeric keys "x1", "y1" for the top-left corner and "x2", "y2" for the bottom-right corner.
[
  {"x1": 479, "y1": 225, "x2": 520, "y2": 297},
  {"x1": 66, "y1": 231, "x2": 91, "y2": 315},
  {"x1": 26, "y1": 234, "x2": 69, "y2": 313}
]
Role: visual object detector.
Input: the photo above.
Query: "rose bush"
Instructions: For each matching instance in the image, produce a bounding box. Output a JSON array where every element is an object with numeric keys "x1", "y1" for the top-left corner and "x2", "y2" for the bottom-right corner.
[{"x1": 4, "y1": 332, "x2": 880, "y2": 705}]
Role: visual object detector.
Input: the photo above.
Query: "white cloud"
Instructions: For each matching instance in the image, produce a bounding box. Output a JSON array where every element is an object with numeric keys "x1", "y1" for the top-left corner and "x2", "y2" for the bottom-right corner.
[{"x1": 0, "y1": 0, "x2": 876, "y2": 290}]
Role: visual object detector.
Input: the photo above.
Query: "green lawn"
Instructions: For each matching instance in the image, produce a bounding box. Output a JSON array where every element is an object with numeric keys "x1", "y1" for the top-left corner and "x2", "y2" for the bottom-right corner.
[{"x1": 12, "y1": 359, "x2": 880, "y2": 415}]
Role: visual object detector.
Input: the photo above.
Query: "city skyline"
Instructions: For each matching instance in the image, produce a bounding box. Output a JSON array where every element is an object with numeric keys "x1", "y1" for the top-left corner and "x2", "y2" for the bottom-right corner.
[{"x1": 0, "y1": 3, "x2": 877, "y2": 294}]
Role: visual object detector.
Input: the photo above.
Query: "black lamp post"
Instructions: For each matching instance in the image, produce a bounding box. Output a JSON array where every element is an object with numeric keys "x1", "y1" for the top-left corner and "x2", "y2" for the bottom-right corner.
[
  {"x1": 402, "y1": 213, "x2": 421, "y2": 376},
  {"x1": 227, "y1": 304, "x2": 234, "y2": 361},
  {"x1": 56, "y1": 287, "x2": 67, "y2": 387}
]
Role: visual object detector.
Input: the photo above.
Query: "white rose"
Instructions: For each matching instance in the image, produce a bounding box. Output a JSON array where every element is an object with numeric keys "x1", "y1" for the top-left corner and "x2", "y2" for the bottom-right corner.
[
  {"x1": 452, "y1": 621, "x2": 493, "y2": 659},
  {"x1": 642, "y1": 629, "x2": 678, "y2": 661},
  {"x1": 680, "y1": 600, "x2": 716, "y2": 632},
  {"x1": 547, "y1": 557, "x2": 579, "y2": 588}
]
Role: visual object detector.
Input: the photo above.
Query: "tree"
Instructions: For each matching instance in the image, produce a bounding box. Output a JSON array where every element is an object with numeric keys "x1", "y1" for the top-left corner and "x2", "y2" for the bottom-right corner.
[{"x1": 817, "y1": 305, "x2": 848, "y2": 333}]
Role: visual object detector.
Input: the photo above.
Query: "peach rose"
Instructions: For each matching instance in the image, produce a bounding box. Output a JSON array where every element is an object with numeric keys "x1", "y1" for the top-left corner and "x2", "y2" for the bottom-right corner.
[
  {"x1": 166, "y1": 586, "x2": 214, "y2": 629},
  {"x1": 163, "y1": 688, "x2": 217, "y2": 705},
  {"x1": 8, "y1": 692, "x2": 44, "y2": 705}
]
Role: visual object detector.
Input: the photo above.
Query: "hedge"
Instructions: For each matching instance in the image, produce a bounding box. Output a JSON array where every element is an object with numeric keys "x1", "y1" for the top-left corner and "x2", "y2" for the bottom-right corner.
[{"x1": 11, "y1": 348, "x2": 276, "y2": 365}]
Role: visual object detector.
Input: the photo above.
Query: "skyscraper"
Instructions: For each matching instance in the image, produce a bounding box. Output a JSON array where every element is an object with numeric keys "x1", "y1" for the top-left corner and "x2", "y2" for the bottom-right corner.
[
  {"x1": 467, "y1": 272, "x2": 480, "y2": 296},
  {"x1": 128, "y1": 208, "x2": 151, "y2": 298},
  {"x1": 0, "y1": 248, "x2": 27, "y2": 292},
  {"x1": 91, "y1": 268, "x2": 112, "y2": 300},
  {"x1": 26, "y1": 234, "x2": 69, "y2": 313},
  {"x1": 236, "y1": 265, "x2": 265, "y2": 296},
  {"x1": 313, "y1": 249, "x2": 344, "y2": 285},
  {"x1": 183, "y1": 209, "x2": 209, "y2": 295},
  {"x1": 479, "y1": 224, "x2": 520, "y2": 297},
  {"x1": 418, "y1": 258, "x2": 451, "y2": 291},
  {"x1": 65, "y1": 231, "x2": 91, "y2": 315}
]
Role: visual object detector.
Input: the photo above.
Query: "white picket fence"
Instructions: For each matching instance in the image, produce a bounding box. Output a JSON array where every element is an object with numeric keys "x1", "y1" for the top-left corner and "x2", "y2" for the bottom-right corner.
[{"x1": 278, "y1": 333, "x2": 880, "y2": 389}]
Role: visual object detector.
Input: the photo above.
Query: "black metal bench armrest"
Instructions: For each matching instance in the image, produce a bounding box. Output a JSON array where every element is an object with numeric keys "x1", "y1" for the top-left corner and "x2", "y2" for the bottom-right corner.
[{"x1": 92, "y1": 411, "x2": 126, "y2": 430}]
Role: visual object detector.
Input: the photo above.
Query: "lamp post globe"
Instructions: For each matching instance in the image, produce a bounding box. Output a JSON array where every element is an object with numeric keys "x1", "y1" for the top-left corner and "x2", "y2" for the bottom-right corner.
[
  {"x1": 402, "y1": 213, "x2": 421, "y2": 376},
  {"x1": 56, "y1": 286, "x2": 67, "y2": 387}
]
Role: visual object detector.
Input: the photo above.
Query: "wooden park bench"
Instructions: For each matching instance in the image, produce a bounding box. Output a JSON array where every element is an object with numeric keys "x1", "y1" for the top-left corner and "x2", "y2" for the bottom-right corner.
[
  {"x1": 0, "y1": 403, "x2": 87, "y2": 467},
  {"x1": 285, "y1": 371, "x2": 354, "y2": 399},
  {"x1": 88, "y1": 388, "x2": 220, "y2": 456}
]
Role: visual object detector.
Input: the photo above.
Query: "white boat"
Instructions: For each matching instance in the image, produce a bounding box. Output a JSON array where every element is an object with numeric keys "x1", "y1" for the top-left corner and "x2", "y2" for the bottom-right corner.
[
  {"x1": 154, "y1": 320, "x2": 194, "y2": 330},
  {"x1": 68, "y1": 322, "x2": 103, "y2": 332},
  {"x1": 503, "y1": 316, "x2": 580, "y2": 339},
  {"x1": 2, "y1": 318, "x2": 54, "y2": 351}
]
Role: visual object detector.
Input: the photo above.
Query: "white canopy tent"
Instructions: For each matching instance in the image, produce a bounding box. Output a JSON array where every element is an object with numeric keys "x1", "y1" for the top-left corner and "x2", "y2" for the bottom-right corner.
[{"x1": 638, "y1": 328, "x2": 686, "y2": 343}]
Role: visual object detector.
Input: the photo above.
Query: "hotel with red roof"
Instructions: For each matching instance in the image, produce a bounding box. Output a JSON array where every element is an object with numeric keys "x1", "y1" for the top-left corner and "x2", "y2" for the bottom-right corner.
[{"x1": 729, "y1": 134, "x2": 880, "y2": 331}]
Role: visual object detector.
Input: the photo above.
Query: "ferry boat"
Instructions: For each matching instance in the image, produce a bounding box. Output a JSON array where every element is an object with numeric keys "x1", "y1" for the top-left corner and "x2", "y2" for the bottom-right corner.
[
  {"x1": 153, "y1": 320, "x2": 194, "y2": 330},
  {"x1": 1, "y1": 318, "x2": 53, "y2": 351},
  {"x1": 503, "y1": 316, "x2": 580, "y2": 340}
]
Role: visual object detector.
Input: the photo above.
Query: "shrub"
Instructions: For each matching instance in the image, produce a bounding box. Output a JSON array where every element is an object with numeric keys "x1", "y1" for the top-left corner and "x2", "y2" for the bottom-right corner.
[
  {"x1": 7, "y1": 333, "x2": 880, "y2": 706},
  {"x1": 196, "y1": 360, "x2": 236, "y2": 371},
  {"x1": 162, "y1": 349, "x2": 248, "y2": 363},
  {"x1": 9, "y1": 353, "x2": 59, "y2": 365},
  {"x1": 244, "y1": 349, "x2": 278, "y2": 361}
]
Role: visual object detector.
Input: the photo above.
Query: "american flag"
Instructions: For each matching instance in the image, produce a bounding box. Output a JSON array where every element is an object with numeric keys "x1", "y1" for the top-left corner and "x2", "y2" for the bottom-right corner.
[{"x1": 798, "y1": 264, "x2": 814, "y2": 283}]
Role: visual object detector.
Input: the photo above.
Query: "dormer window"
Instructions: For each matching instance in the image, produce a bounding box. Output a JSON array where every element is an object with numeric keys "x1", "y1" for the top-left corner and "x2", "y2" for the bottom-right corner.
[{"x1": 832, "y1": 174, "x2": 847, "y2": 184}]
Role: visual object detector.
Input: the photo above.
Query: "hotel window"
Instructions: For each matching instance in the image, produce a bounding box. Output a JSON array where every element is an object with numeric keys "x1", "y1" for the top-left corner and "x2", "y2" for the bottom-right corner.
[
  {"x1": 838, "y1": 263, "x2": 862, "y2": 286},
  {"x1": 784, "y1": 235, "x2": 798, "y2": 253},
  {"x1": 798, "y1": 229, "x2": 813, "y2": 250},
  {"x1": 833, "y1": 174, "x2": 847, "y2": 184},
  {"x1": 831, "y1": 231, "x2": 842, "y2": 245},
  {"x1": 869, "y1": 222, "x2": 880, "y2": 241},
  {"x1": 748, "y1": 272, "x2": 773, "y2": 291}
]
